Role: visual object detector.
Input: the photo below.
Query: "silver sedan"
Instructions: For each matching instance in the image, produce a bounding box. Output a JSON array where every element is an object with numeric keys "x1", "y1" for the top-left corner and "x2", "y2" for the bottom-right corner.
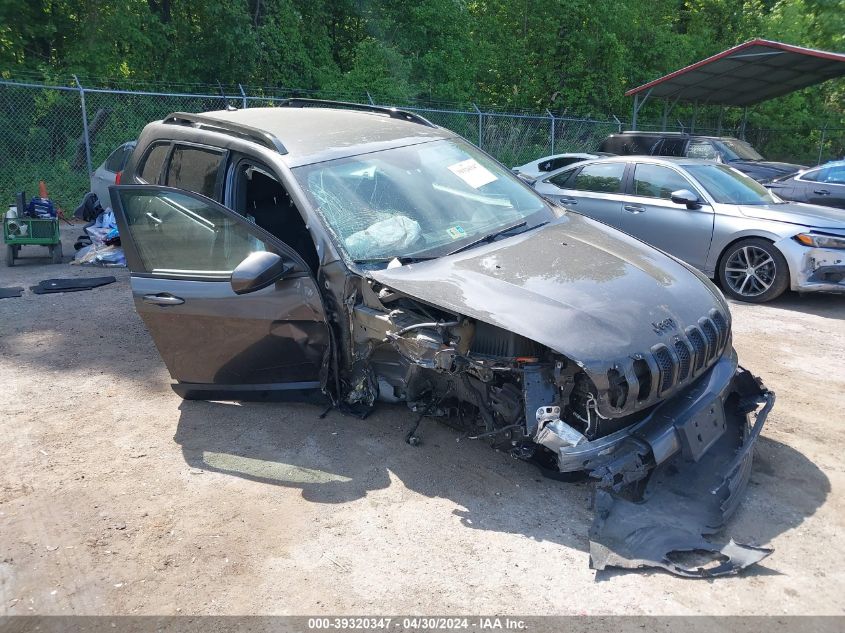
[{"x1": 531, "y1": 156, "x2": 845, "y2": 302}]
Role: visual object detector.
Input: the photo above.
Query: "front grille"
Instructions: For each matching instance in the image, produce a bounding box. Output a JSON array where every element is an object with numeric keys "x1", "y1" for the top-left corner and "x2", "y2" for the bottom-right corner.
[
  {"x1": 712, "y1": 310, "x2": 729, "y2": 349},
  {"x1": 701, "y1": 318, "x2": 719, "y2": 361},
  {"x1": 604, "y1": 309, "x2": 730, "y2": 414},
  {"x1": 674, "y1": 339, "x2": 691, "y2": 382},
  {"x1": 653, "y1": 345, "x2": 675, "y2": 395},
  {"x1": 688, "y1": 328, "x2": 707, "y2": 371}
]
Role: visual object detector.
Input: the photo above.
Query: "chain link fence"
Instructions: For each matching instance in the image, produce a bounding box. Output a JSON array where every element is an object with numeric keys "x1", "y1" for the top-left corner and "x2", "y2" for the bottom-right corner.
[{"x1": 1, "y1": 78, "x2": 841, "y2": 212}]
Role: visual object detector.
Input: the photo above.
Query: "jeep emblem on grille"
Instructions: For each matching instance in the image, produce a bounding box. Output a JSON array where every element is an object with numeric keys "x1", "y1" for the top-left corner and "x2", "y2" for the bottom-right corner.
[{"x1": 652, "y1": 317, "x2": 677, "y2": 335}]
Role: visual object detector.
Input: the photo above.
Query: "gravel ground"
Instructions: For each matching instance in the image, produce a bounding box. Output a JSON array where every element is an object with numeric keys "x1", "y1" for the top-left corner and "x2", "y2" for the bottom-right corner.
[{"x1": 1, "y1": 223, "x2": 844, "y2": 615}]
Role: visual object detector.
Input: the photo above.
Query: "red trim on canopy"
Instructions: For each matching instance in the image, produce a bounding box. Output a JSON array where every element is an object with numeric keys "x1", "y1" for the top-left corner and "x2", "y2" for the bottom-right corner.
[{"x1": 626, "y1": 39, "x2": 845, "y2": 102}]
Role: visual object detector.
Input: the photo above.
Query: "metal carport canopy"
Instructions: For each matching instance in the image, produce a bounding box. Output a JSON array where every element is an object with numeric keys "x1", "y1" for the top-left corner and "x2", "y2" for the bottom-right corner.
[{"x1": 626, "y1": 39, "x2": 845, "y2": 108}]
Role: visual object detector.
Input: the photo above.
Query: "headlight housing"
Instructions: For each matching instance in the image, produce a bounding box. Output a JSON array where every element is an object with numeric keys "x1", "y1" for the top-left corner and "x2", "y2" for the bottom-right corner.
[{"x1": 794, "y1": 233, "x2": 845, "y2": 249}]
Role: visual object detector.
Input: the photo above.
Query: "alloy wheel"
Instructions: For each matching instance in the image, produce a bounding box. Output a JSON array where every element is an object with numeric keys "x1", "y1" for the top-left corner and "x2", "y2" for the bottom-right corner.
[{"x1": 723, "y1": 245, "x2": 777, "y2": 298}]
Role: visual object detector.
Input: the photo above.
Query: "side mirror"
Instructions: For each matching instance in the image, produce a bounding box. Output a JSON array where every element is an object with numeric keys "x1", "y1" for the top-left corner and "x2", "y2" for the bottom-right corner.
[
  {"x1": 670, "y1": 189, "x2": 702, "y2": 209},
  {"x1": 231, "y1": 251, "x2": 291, "y2": 295}
]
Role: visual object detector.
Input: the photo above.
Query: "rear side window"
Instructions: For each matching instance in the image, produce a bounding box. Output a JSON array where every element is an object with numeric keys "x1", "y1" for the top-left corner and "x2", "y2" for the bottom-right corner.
[
  {"x1": 804, "y1": 166, "x2": 845, "y2": 184},
  {"x1": 657, "y1": 138, "x2": 687, "y2": 157},
  {"x1": 166, "y1": 146, "x2": 224, "y2": 199},
  {"x1": 571, "y1": 163, "x2": 625, "y2": 193},
  {"x1": 138, "y1": 144, "x2": 170, "y2": 184},
  {"x1": 548, "y1": 168, "x2": 577, "y2": 188},
  {"x1": 104, "y1": 145, "x2": 131, "y2": 172},
  {"x1": 686, "y1": 140, "x2": 718, "y2": 160},
  {"x1": 633, "y1": 164, "x2": 695, "y2": 199}
]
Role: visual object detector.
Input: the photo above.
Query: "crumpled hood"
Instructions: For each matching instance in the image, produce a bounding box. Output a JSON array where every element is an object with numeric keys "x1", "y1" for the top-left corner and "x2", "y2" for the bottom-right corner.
[
  {"x1": 370, "y1": 214, "x2": 727, "y2": 368},
  {"x1": 738, "y1": 202, "x2": 845, "y2": 229},
  {"x1": 731, "y1": 160, "x2": 805, "y2": 181}
]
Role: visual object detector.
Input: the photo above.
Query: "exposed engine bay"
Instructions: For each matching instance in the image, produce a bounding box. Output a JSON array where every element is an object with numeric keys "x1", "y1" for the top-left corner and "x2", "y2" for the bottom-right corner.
[
  {"x1": 348, "y1": 278, "x2": 728, "y2": 475},
  {"x1": 335, "y1": 277, "x2": 774, "y2": 577}
]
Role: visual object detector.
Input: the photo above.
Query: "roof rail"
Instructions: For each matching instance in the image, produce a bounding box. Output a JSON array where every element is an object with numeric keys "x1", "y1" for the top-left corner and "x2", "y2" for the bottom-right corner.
[
  {"x1": 162, "y1": 112, "x2": 288, "y2": 154},
  {"x1": 621, "y1": 130, "x2": 690, "y2": 136},
  {"x1": 280, "y1": 98, "x2": 437, "y2": 128}
]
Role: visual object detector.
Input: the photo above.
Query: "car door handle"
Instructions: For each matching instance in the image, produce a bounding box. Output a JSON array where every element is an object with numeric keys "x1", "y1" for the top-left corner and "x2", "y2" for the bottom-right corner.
[
  {"x1": 623, "y1": 204, "x2": 646, "y2": 214},
  {"x1": 142, "y1": 293, "x2": 185, "y2": 306},
  {"x1": 814, "y1": 189, "x2": 830, "y2": 195}
]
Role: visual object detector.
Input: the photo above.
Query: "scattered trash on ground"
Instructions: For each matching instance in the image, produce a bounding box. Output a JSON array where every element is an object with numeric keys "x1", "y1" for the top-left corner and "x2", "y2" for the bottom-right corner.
[{"x1": 71, "y1": 192, "x2": 126, "y2": 267}]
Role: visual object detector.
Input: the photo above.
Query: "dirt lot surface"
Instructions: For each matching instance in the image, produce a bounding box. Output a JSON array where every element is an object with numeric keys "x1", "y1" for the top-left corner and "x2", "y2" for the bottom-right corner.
[{"x1": 1, "y1": 224, "x2": 844, "y2": 616}]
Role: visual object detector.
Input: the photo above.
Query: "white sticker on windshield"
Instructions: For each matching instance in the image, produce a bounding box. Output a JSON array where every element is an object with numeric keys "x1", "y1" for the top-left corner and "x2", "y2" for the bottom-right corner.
[{"x1": 448, "y1": 158, "x2": 497, "y2": 189}]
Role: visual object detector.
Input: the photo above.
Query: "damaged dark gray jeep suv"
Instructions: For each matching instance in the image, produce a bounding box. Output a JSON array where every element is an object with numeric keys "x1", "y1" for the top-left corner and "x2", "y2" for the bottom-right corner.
[{"x1": 112, "y1": 100, "x2": 774, "y2": 577}]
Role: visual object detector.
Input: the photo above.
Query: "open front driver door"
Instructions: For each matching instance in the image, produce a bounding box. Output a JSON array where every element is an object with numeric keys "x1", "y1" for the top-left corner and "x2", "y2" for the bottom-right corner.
[{"x1": 109, "y1": 185, "x2": 329, "y2": 400}]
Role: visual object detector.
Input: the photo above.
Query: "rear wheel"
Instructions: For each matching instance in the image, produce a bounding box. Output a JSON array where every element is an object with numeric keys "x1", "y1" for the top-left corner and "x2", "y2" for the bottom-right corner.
[
  {"x1": 718, "y1": 238, "x2": 789, "y2": 303},
  {"x1": 6, "y1": 244, "x2": 15, "y2": 267},
  {"x1": 50, "y1": 241, "x2": 63, "y2": 264}
]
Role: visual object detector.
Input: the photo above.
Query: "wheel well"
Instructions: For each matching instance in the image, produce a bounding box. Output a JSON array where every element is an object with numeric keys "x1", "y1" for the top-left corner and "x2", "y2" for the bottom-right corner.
[
  {"x1": 716, "y1": 235, "x2": 791, "y2": 284},
  {"x1": 717, "y1": 235, "x2": 772, "y2": 271}
]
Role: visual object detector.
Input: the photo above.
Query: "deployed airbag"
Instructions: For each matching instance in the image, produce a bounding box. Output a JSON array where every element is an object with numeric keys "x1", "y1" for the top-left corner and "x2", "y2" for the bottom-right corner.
[{"x1": 345, "y1": 215, "x2": 421, "y2": 260}]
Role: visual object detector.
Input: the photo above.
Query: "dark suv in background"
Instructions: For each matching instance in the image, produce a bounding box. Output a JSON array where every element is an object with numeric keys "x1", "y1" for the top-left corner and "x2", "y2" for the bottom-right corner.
[{"x1": 599, "y1": 131, "x2": 805, "y2": 182}]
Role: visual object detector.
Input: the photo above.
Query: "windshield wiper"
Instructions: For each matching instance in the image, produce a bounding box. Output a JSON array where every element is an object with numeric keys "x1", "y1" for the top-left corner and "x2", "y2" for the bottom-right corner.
[
  {"x1": 446, "y1": 220, "x2": 545, "y2": 256},
  {"x1": 353, "y1": 255, "x2": 436, "y2": 265}
]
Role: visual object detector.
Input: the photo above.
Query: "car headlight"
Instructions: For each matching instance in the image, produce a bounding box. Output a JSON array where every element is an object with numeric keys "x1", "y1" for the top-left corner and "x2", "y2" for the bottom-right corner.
[{"x1": 794, "y1": 233, "x2": 845, "y2": 249}]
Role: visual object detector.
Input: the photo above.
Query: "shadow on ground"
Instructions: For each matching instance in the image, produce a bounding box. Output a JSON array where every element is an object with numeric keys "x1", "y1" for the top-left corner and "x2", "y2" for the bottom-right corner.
[
  {"x1": 174, "y1": 399, "x2": 830, "y2": 564},
  {"x1": 728, "y1": 289, "x2": 845, "y2": 319}
]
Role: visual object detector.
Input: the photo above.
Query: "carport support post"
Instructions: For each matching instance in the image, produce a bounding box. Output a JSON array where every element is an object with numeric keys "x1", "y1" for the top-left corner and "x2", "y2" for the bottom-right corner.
[
  {"x1": 631, "y1": 94, "x2": 639, "y2": 130},
  {"x1": 817, "y1": 123, "x2": 828, "y2": 165},
  {"x1": 73, "y1": 75, "x2": 93, "y2": 178},
  {"x1": 630, "y1": 89, "x2": 651, "y2": 131},
  {"x1": 740, "y1": 107, "x2": 749, "y2": 140},
  {"x1": 661, "y1": 100, "x2": 669, "y2": 131},
  {"x1": 473, "y1": 103, "x2": 483, "y2": 148},
  {"x1": 546, "y1": 109, "x2": 555, "y2": 153},
  {"x1": 690, "y1": 101, "x2": 698, "y2": 134}
]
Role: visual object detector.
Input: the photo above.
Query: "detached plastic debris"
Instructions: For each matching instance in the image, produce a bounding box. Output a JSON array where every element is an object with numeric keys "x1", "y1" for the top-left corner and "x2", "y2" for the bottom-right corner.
[
  {"x1": 0, "y1": 286, "x2": 25, "y2": 300},
  {"x1": 345, "y1": 215, "x2": 422, "y2": 260},
  {"x1": 589, "y1": 401, "x2": 774, "y2": 577},
  {"x1": 30, "y1": 276, "x2": 117, "y2": 294}
]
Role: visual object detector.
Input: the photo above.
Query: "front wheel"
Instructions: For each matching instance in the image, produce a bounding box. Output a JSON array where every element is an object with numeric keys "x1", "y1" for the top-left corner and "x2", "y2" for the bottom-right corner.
[
  {"x1": 6, "y1": 244, "x2": 15, "y2": 267},
  {"x1": 718, "y1": 238, "x2": 789, "y2": 303}
]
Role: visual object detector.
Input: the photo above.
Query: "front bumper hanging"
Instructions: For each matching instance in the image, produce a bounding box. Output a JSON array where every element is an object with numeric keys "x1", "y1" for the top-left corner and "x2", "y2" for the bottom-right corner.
[{"x1": 557, "y1": 354, "x2": 775, "y2": 577}]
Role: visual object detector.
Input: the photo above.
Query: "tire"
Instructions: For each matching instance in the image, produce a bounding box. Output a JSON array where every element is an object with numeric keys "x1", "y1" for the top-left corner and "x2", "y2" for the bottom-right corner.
[
  {"x1": 718, "y1": 238, "x2": 789, "y2": 303},
  {"x1": 50, "y1": 241, "x2": 63, "y2": 264},
  {"x1": 6, "y1": 244, "x2": 14, "y2": 267}
]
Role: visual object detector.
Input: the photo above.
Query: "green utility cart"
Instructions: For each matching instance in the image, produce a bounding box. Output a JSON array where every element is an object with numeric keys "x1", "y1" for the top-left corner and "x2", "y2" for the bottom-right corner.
[{"x1": 4, "y1": 212, "x2": 62, "y2": 266}]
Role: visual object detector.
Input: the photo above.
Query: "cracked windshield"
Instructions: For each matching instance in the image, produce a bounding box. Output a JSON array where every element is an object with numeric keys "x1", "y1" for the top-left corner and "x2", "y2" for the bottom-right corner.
[{"x1": 294, "y1": 139, "x2": 554, "y2": 264}]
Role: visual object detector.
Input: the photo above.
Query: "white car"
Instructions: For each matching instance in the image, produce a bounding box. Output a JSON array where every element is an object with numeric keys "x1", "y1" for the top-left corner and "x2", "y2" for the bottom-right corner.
[
  {"x1": 90, "y1": 141, "x2": 136, "y2": 207},
  {"x1": 512, "y1": 152, "x2": 614, "y2": 179}
]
